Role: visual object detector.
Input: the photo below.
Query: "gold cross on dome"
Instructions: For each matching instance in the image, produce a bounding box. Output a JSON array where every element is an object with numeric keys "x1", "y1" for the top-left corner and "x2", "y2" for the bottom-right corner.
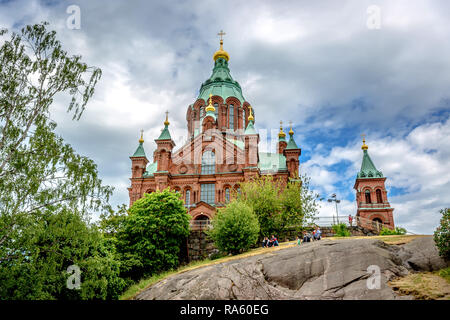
[
  {"x1": 361, "y1": 133, "x2": 366, "y2": 143},
  {"x1": 217, "y1": 30, "x2": 226, "y2": 40}
]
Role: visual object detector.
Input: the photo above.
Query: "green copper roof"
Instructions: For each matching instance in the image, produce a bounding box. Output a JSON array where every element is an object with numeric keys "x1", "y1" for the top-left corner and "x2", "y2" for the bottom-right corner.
[
  {"x1": 258, "y1": 152, "x2": 287, "y2": 172},
  {"x1": 198, "y1": 58, "x2": 245, "y2": 104},
  {"x1": 279, "y1": 135, "x2": 287, "y2": 143},
  {"x1": 285, "y1": 134, "x2": 299, "y2": 150},
  {"x1": 143, "y1": 162, "x2": 157, "y2": 177},
  {"x1": 357, "y1": 149, "x2": 383, "y2": 178},
  {"x1": 156, "y1": 124, "x2": 172, "y2": 141},
  {"x1": 244, "y1": 120, "x2": 257, "y2": 135},
  {"x1": 131, "y1": 142, "x2": 146, "y2": 158}
]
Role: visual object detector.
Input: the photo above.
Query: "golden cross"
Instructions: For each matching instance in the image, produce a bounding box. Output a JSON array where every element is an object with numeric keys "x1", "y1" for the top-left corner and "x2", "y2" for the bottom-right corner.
[
  {"x1": 280, "y1": 120, "x2": 283, "y2": 128},
  {"x1": 164, "y1": 110, "x2": 170, "y2": 126},
  {"x1": 217, "y1": 30, "x2": 226, "y2": 40},
  {"x1": 361, "y1": 133, "x2": 366, "y2": 142}
]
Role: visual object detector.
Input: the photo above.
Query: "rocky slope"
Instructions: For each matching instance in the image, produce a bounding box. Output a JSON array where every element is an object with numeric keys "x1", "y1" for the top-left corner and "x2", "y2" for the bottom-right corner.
[{"x1": 135, "y1": 236, "x2": 448, "y2": 300}]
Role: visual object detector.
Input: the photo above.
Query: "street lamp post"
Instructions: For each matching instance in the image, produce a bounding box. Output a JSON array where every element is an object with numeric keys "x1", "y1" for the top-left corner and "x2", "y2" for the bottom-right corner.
[{"x1": 327, "y1": 193, "x2": 341, "y2": 225}]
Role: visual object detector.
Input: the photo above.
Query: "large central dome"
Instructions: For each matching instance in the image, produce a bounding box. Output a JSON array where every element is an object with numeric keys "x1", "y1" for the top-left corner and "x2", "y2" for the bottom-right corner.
[{"x1": 197, "y1": 42, "x2": 245, "y2": 104}]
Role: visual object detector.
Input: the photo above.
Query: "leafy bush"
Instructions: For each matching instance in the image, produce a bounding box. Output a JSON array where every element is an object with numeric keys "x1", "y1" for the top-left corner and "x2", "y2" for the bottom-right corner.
[
  {"x1": 116, "y1": 189, "x2": 191, "y2": 280},
  {"x1": 434, "y1": 208, "x2": 450, "y2": 260},
  {"x1": 237, "y1": 175, "x2": 319, "y2": 238},
  {"x1": 0, "y1": 209, "x2": 126, "y2": 300},
  {"x1": 380, "y1": 226, "x2": 407, "y2": 235},
  {"x1": 208, "y1": 201, "x2": 260, "y2": 255},
  {"x1": 332, "y1": 223, "x2": 351, "y2": 237}
]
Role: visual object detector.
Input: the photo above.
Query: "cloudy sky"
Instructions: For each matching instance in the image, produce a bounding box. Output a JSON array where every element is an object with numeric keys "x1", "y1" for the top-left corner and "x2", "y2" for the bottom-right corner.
[{"x1": 1, "y1": 0, "x2": 449, "y2": 234}]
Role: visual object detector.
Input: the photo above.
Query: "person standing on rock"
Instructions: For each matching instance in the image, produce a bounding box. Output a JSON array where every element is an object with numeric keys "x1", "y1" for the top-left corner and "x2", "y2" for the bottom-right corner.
[{"x1": 349, "y1": 214, "x2": 353, "y2": 226}]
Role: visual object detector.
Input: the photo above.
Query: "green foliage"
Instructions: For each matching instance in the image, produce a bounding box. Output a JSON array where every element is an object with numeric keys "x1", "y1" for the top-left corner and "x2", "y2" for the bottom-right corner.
[
  {"x1": 380, "y1": 226, "x2": 407, "y2": 235},
  {"x1": 208, "y1": 201, "x2": 260, "y2": 255},
  {"x1": 0, "y1": 23, "x2": 117, "y2": 299},
  {"x1": 97, "y1": 204, "x2": 128, "y2": 238},
  {"x1": 116, "y1": 189, "x2": 191, "y2": 280},
  {"x1": 0, "y1": 209, "x2": 126, "y2": 299},
  {"x1": 332, "y1": 223, "x2": 351, "y2": 237},
  {"x1": 434, "y1": 208, "x2": 450, "y2": 260},
  {"x1": 236, "y1": 174, "x2": 319, "y2": 238}
]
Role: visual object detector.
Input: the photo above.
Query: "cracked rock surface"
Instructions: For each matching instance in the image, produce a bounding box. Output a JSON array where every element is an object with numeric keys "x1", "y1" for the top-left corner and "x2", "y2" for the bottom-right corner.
[{"x1": 135, "y1": 236, "x2": 448, "y2": 300}]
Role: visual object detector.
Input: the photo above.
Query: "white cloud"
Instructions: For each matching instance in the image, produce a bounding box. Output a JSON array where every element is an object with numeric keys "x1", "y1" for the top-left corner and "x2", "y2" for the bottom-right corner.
[
  {"x1": 2, "y1": 0, "x2": 449, "y2": 234},
  {"x1": 303, "y1": 118, "x2": 450, "y2": 234}
]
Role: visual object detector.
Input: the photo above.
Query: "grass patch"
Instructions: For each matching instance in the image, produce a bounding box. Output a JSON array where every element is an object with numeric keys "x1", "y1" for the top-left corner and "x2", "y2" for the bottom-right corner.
[
  {"x1": 329, "y1": 234, "x2": 428, "y2": 245},
  {"x1": 439, "y1": 267, "x2": 450, "y2": 283},
  {"x1": 389, "y1": 269, "x2": 450, "y2": 300}
]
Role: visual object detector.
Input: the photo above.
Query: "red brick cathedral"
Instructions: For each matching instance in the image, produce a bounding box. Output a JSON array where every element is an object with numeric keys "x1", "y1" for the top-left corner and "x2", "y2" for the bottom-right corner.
[
  {"x1": 354, "y1": 137, "x2": 395, "y2": 229},
  {"x1": 128, "y1": 36, "x2": 301, "y2": 222}
]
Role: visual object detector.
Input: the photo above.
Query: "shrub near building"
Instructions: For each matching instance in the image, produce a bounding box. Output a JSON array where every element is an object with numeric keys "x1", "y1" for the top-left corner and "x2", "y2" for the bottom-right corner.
[
  {"x1": 116, "y1": 189, "x2": 191, "y2": 280},
  {"x1": 208, "y1": 201, "x2": 260, "y2": 255}
]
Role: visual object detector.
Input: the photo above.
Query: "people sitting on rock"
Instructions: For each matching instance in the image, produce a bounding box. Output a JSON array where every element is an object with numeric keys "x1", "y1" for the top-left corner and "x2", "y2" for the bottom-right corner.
[
  {"x1": 262, "y1": 236, "x2": 269, "y2": 248},
  {"x1": 269, "y1": 235, "x2": 279, "y2": 247},
  {"x1": 314, "y1": 227, "x2": 322, "y2": 240},
  {"x1": 302, "y1": 230, "x2": 311, "y2": 243}
]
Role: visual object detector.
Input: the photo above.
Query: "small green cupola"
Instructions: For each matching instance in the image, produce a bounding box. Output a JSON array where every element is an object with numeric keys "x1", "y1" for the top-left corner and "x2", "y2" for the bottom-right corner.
[
  {"x1": 203, "y1": 94, "x2": 217, "y2": 121},
  {"x1": 156, "y1": 111, "x2": 172, "y2": 141},
  {"x1": 131, "y1": 130, "x2": 147, "y2": 158},
  {"x1": 244, "y1": 105, "x2": 257, "y2": 135},
  {"x1": 197, "y1": 35, "x2": 245, "y2": 104},
  {"x1": 285, "y1": 122, "x2": 299, "y2": 150},
  {"x1": 357, "y1": 137, "x2": 383, "y2": 178}
]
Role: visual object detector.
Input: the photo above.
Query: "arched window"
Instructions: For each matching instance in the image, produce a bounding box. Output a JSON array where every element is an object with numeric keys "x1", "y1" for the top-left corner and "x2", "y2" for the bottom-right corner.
[
  {"x1": 225, "y1": 188, "x2": 230, "y2": 203},
  {"x1": 200, "y1": 184, "x2": 215, "y2": 205},
  {"x1": 185, "y1": 190, "x2": 191, "y2": 206},
  {"x1": 201, "y1": 151, "x2": 215, "y2": 174},
  {"x1": 376, "y1": 189, "x2": 382, "y2": 203},
  {"x1": 365, "y1": 190, "x2": 371, "y2": 204},
  {"x1": 214, "y1": 103, "x2": 218, "y2": 118},
  {"x1": 229, "y1": 104, "x2": 234, "y2": 130}
]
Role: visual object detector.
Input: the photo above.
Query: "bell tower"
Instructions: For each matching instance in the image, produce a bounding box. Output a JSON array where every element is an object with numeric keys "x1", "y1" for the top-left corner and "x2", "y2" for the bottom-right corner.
[{"x1": 353, "y1": 136, "x2": 395, "y2": 230}]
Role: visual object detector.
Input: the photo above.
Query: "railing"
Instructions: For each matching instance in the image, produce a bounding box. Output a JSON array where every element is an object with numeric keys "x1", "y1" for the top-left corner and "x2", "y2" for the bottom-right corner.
[
  {"x1": 189, "y1": 215, "x2": 398, "y2": 233},
  {"x1": 305, "y1": 215, "x2": 394, "y2": 232},
  {"x1": 190, "y1": 220, "x2": 212, "y2": 230}
]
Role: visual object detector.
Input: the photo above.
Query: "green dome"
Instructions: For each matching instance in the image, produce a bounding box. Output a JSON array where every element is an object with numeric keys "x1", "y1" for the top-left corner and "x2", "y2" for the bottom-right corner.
[{"x1": 198, "y1": 57, "x2": 245, "y2": 104}]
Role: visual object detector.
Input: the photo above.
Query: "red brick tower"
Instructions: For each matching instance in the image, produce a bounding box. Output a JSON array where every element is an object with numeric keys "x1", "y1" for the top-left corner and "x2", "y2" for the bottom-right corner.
[{"x1": 353, "y1": 137, "x2": 395, "y2": 230}]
